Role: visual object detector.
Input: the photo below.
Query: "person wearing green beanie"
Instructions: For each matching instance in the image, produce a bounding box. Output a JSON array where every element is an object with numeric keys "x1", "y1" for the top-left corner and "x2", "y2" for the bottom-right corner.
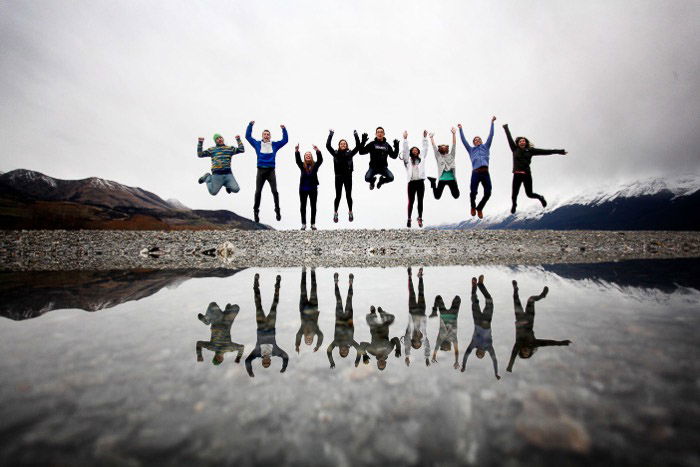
[
  {"x1": 196, "y1": 302, "x2": 244, "y2": 366},
  {"x1": 196, "y1": 132, "x2": 245, "y2": 196}
]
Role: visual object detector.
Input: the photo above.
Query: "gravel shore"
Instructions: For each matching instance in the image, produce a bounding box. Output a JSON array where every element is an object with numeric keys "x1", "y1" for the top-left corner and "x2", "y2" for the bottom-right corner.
[{"x1": 1, "y1": 229, "x2": 699, "y2": 271}]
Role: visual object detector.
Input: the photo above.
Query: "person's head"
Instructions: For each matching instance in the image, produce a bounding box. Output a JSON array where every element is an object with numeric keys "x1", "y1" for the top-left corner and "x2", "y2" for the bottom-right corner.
[
  {"x1": 304, "y1": 333, "x2": 314, "y2": 345},
  {"x1": 262, "y1": 355, "x2": 272, "y2": 367},
  {"x1": 303, "y1": 151, "x2": 314, "y2": 165},
  {"x1": 475, "y1": 349, "x2": 486, "y2": 359},
  {"x1": 473, "y1": 136, "x2": 483, "y2": 147},
  {"x1": 519, "y1": 347, "x2": 535, "y2": 359},
  {"x1": 438, "y1": 144, "x2": 449, "y2": 155},
  {"x1": 440, "y1": 341, "x2": 452, "y2": 351},
  {"x1": 339, "y1": 345, "x2": 350, "y2": 358},
  {"x1": 377, "y1": 358, "x2": 387, "y2": 371},
  {"x1": 516, "y1": 136, "x2": 531, "y2": 149},
  {"x1": 338, "y1": 139, "x2": 348, "y2": 151},
  {"x1": 411, "y1": 330, "x2": 423, "y2": 349},
  {"x1": 213, "y1": 133, "x2": 224, "y2": 146},
  {"x1": 410, "y1": 146, "x2": 420, "y2": 159},
  {"x1": 212, "y1": 352, "x2": 224, "y2": 365},
  {"x1": 262, "y1": 129, "x2": 272, "y2": 143},
  {"x1": 375, "y1": 127, "x2": 385, "y2": 140}
]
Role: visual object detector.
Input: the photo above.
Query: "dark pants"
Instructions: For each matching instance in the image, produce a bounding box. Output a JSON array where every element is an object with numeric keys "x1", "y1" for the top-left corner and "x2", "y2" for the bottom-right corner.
[
  {"x1": 254, "y1": 167, "x2": 280, "y2": 214},
  {"x1": 334, "y1": 174, "x2": 353, "y2": 211},
  {"x1": 299, "y1": 189, "x2": 318, "y2": 225},
  {"x1": 432, "y1": 179, "x2": 460, "y2": 199},
  {"x1": 471, "y1": 282, "x2": 494, "y2": 327},
  {"x1": 512, "y1": 172, "x2": 543, "y2": 207},
  {"x1": 407, "y1": 180, "x2": 425, "y2": 218},
  {"x1": 470, "y1": 171, "x2": 492, "y2": 211},
  {"x1": 365, "y1": 167, "x2": 394, "y2": 184}
]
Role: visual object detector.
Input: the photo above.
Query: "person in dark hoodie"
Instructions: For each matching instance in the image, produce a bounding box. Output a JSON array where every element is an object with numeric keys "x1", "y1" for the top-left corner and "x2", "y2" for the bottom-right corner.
[
  {"x1": 196, "y1": 133, "x2": 244, "y2": 196},
  {"x1": 295, "y1": 267, "x2": 323, "y2": 353},
  {"x1": 245, "y1": 273, "x2": 288, "y2": 377},
  {"x1": 461, "y1": 275, "x2": 500, "y2": 379},
  {"x1": 327, "y1": 272, "x2": 361, "y2": 368},
  {"x1": 359, "y1": 127, "x2": 399, "y2": 190},
  {"x1": 502, "y1": 123, "x2": 567, "y2": 214},
  {"x1": 327, "y1": 129, "x2": 362, "y2": 223},
  {"x1": 196, "y1": 301, "x2": 244, "y2": 366},
  {"x1": 245, "y1": 121, "x2": 288, "y2": 222},
  {"x1": 506, "y1": 280, "x2": 571, "y2": 373},
  {"x1": 294, "y1": 144, "x2": 323, "y2": 230}
]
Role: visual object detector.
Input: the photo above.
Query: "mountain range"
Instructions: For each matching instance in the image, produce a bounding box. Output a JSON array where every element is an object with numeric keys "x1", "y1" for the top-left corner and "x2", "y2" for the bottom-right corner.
[
  {"x1": 0, "y1": 169, "x2": 268, "y2": 230},
  {"x1": 436, "y1": 175, "x2": 700, "y2": 231}
]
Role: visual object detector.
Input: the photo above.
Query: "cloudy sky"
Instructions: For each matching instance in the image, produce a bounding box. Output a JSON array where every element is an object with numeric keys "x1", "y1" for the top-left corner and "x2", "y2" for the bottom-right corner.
[{"x1": 1, "y1": 0, "x2": 698, "y2": 230}]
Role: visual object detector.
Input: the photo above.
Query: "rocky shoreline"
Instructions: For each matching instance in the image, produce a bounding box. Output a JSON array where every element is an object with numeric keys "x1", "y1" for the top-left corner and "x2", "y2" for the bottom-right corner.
[{"x1": 0, "y1": 229, "x2": 698, "y2": 271}]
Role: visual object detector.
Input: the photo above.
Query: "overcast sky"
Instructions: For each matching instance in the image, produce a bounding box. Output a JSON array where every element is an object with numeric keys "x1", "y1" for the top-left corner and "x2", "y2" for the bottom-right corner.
[{"x1": 1, "y1": 0, "x2": 698, "y2": 230}]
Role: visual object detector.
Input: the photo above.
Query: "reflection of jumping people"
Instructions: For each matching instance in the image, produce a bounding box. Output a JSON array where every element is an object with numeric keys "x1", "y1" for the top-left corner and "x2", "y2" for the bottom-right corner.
[
  {"x1": 401, "y1": 131, "x2": 429, "y2": 228},
  {"x1": 357, "y1": 306, "x2": 401, "y2": 371},
  {"x1": 327, "y1": 272, "x2": 360, "y2": 368},
  {"x1": 196, "y1": 133, "x2": 244, "y2": 196},
  {"x1": 431, "y1": 294, "x2": 461, "y2": 369},
  {"x1": 427, "y1": 128, "x2": 460, "y2": 199},
  {"x1": 359, "y1": 127, "x2": 399, "y2": 190},
  {"x1": 294, "y1": 145, "x2": 323, "y2": 230},
  {"x1": 461, "y1": 276, "x2": 500, "y2": 379},
  {"x1": 327, "y1": 129, "x2": 362, "y2": 223},
  {"x1": 459, "y1": 117, "x2": 496, "y2": 219},
  {"x1": 245, "y1": 121, "x2": 288, "y2": 222},
  {"x1": 502, "y1": 123, "x2": 567, "y2": 214},
  {"x1": 196, "y1": 302, "x2": 244, "y2": 366},
  {"x1": 507, "y1": 280, "x2": 571, "y2": 373},
  {"x1": 245, "y1": 274, "x2": 288, "y2": 377},
  {"x1": 403, "y1": 267, "x2": 430, "y2": 367},
  {"x1": 296, "y1": 267, "x2": 323, "y2": 353}
]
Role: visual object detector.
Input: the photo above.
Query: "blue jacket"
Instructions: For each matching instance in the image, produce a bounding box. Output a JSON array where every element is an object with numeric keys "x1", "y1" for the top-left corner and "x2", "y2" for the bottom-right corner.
[
  {"x1": 460, "y1": 122, "x2": 494, "y2": 170},
  {"x1": 246, "y1": 123, "x2": 288, "y2": 168}
]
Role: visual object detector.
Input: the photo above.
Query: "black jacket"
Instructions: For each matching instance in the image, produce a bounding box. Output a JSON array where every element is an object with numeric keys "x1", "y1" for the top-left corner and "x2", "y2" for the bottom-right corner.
[
  {"x1": 295, "y1": 149, "x2": 323, "y2": 191},
  {"x1": 326, "y1": 131, "x2": 361, "y2": 176},
  {"x1": 503, "y1": 124, "x2": 565, "y2": 174},
  {"x1": 359, "y1": 137, "x2": 400, "y2": 170}
]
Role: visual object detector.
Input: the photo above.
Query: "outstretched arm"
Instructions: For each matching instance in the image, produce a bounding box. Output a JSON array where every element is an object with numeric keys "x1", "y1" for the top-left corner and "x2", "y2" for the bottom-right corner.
[
  {"x1": 506, "y1": 344, "x2": 518, "y2": 372},
  {"x1": 530, "y1": 148, "x2": 567, "y2": 156},
  {"x1": 245, "y1": 121, "x2": 256, "y2": 146},
  {"x1": 485, "y1": 118, "x2": 495, "y2": 149},
  {"x1": 503, "y1": 124, "x2": 516, "y2": 151},
  {"x1": 458, "y1": 125, "x2": 471, "y2": 152},
  {"x1": 534, "y1": 338, "x2": 572, "y2": 347},
  {"x1": 350, "y1": 131, "x2": 361, "y2": 156},
  {"x1": 489, "y1": 347, "x2": 500, "y2": 379},
  {"x1": 326, "y1": 131, "x2": 337, "y2": 156}
]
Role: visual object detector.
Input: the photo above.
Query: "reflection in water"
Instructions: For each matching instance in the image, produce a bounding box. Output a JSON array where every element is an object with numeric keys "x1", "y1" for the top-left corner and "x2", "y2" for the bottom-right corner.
[
  {"x1": 431, "y1": 293, "x2": 462, "y2": 369},
  {"x1": 245, "y1": 274, "x2": 288, "y2": 377},
  {"x1": 196, "y1": 302, "x2": 244, "y2": 365},
  {"x1": 357, "y1": 306, "x2": 401, "y2": 371},
  {"x1": 462, "y1": 276, "x2": 500, "y2": 379},
  {"x1": 326, "y1": 272, "x2": 358, "y2": 368},
  {"x1": 403, "y1": 267, "x2": 430, "y2": 367},
  {"x1": 296, "y1": 267, "x2": 323, "y2": 353},
  {"x1": 506, "y1": 280, "x2": 571, "y2": 373}
]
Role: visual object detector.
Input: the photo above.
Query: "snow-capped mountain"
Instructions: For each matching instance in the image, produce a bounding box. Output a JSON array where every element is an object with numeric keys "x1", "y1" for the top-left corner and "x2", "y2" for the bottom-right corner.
[{"x1": 436, "y1": 175, "x2": 700, "y2": 231}]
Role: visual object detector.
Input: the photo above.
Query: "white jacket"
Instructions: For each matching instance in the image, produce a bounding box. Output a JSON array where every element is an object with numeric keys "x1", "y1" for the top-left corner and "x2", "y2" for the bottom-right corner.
[{"x1": 401, "y1": 137, "x2": 429, "y2": 181}]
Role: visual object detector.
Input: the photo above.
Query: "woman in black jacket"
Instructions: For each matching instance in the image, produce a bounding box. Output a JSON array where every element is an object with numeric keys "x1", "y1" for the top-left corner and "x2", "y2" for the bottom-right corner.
[
  {"x1": 295, "y1": 144, "x2": 323, "y2": 230},
  {"x1": 326, "y1": 129, "x2": 361, "y2": 223},
  {"x1": 503, "y1": 124, "x2": 567, "y2": 214}
]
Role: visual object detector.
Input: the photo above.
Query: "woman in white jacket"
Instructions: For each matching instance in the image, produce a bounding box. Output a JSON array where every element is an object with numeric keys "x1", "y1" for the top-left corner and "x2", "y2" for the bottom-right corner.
[
  {"x1": 401, "y1": 130, "x2": 429, "y2": 228},
  {"x1": 427, "y1": 128, "x2": 460, "y2": 199}
]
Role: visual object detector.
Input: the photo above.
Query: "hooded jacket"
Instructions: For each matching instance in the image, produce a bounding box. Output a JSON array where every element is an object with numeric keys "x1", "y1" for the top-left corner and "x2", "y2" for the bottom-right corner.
[
  {"x1": 359, "y1": 137, "x2": 400, "y2": 170},
  {"x1": 401, "y1": 137, "x2": 429, "y2": 181},
  {"x1": 326, "y1": 131, "x2": 361, "y2": 175}
]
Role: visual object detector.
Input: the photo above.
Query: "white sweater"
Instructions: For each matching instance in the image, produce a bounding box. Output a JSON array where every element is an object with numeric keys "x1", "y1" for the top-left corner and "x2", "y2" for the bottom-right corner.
[{"x1": 401, "y1": 137, "x2": 429, "y2": 181}]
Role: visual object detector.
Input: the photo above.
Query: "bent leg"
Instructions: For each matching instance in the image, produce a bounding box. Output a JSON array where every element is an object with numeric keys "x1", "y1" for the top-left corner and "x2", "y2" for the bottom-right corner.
[
  {"x1": 448, "y1": 180, "x2": 460, "y2": 199},
  {"x1": 207, "y1": 174, "x2": 225, "y2": 195},
  {"x1": 224, "y1": 173, "x2": 240, "y2": 193}
]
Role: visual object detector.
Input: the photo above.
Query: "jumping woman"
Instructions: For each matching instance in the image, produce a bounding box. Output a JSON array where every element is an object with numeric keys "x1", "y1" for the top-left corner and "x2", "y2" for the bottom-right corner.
[
  {"x1": 503, "y1": 123, "x2": 567, "y2": 214},
  {"x1": 294, "y1": 143, "x2": 323, "y2": 230},
  {"x1": 326, "y1": 129, "x2": 361, "y2": 223},
  {"x1": 401, "y1": 130, "x2": 428, "y2": 228},
  {"x1": 459, "y1": 116, "x2": 496, "y2": 218},
  {"x1": 427, "y1": 128, "x2": 459, "y2": 200}
]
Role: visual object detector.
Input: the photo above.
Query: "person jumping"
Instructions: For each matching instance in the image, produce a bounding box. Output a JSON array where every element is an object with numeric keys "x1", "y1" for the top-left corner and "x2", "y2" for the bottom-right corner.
[
  {"x1": 245, "y1": 121, "x2": 288, "y2": 222},
  {"x1": 358, "y1": 127, "x2": 399, "y2": 190},
  {"x1": 427, "y1": 128, "x2": 459, "y2": 200},
  {"x1": 459, "y1": 116, "x2": 496, "y2": 218},
  {"x1": 327, "y1": 129, "x2": 362, "y2": 223},
  {"x1": 196, "y1": 133, "x2": 244, "y2": 196},
  {"x1": 401, "y1": 130, "x2": 428, "y2": 228}
]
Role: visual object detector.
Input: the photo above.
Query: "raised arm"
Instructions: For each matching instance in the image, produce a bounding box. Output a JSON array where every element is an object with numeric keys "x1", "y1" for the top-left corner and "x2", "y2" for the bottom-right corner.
[
  {"x1": 390, "y1": 139, "x2": 400, "y2": 159},
  {"x1": 429, "y1": 133, "x2": 439, "y2": 159},
  {"x1": 422, "y1": 133, "x2": 429, "y2": 163},
  {"x1": 506, "y1": 343, "x2": 518, "y2": 372},
  {"x1": 197, "y1": 138, "x2": 210, "y2": 158},
  {"x1": 278, "y1": 347, "x2": 289, "y2": 373},
  {"x1": 234, "y1": 135, "x2": 244, "y2": 154},
  {"x1": 358, "y1": 133, "x2": 370, "y2": 155},
  {"x1": 314, "y1": 328, "x2": 324, "y2": 351},
  {"x1": 294, "y1": 145, "x2": 303, "y2": 170},
  {"x1": 327, "y1": 343, "x2": 336, "y2": 368},
  {"x1": 245, "y1": 121, "x2": 256, "y2": 146},
  {"x1": 401, "y1": 132, "x2": 410, "y2": 165},
  {"x1": 390, "y1": 337, "x2": 401, "y2": 357},
  {"x1": 245, "y1": 350, "x2": 257, "y2": 377},
  {"x1": 488, "y1": 347, "x2": 500, "y2": 378},
  {"x1": 458, "y1": 124, "x2": 471, "y2": 152},
  {"x1": 326, "y1": 130, "x2": 337, "y2": 156},
  {"x1": 350, "y1": 131, "x2": 361, "y2": 156},
  {"x1": 484, "y1": 117, "x2": 495, "y2": 149},
  {"x1": 461, "y1": 343, "x2": 475, "y2": 371},
  {"x1": 196, "y1": 341, "x2": 205, "y2": 361},
  {"x1": 314, "y1": 148, "x2": 323, "y2": 168},
  {"x1": 503, "y1": 124, "x2": 516, "y2": 151},
  {"x1": 273, "y1": 125, "x2": 289, "y2": 149}
]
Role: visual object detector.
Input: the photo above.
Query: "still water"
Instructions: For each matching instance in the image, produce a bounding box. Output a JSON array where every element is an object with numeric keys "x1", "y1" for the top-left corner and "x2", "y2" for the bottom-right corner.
[{"x1": 0, "y1": 260, "x2": 698, "y2": 466}]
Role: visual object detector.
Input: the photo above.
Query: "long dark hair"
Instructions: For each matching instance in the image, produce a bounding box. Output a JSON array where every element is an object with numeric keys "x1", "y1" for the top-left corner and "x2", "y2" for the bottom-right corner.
[{"x1": 515, "y1": 136, "x2": 532, "y2": 148}]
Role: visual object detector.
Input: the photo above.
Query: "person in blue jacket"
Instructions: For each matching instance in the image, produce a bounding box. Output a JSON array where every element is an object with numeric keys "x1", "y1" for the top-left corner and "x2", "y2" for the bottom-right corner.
[
  {"x1": 245, "y1": 121, "x2": 288, "y2": 222},
  {"x1": 459, "y1": 116, "x2": 496, "y2": 219}
]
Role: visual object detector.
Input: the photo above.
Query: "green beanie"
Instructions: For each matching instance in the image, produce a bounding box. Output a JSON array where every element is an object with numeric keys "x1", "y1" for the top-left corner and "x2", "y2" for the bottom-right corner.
[{"x1": 213, "y1": 133, "x2": 223, "y2": 143}]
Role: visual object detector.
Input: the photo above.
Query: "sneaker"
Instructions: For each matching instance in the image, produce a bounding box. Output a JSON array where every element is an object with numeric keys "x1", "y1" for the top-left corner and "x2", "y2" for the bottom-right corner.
[
  {"x1": 427, "y1": 176, "x2": 436, "y2": 188},
  {"x1": 333, "y1": 212, "x2": 338, "y2": 223},
  {"x1": 254, "y1": 211, "x2": 260, "y2": 223},
  {"x1": 477, "y1": 210, "x2": 483, "y2": 219},
  {"x1": 369, "y1": 178, "x2": 375, "y2": 190},
  {"x1": 349, "y1": 212, "x2": 354, "y2": 222},
  {"x1": 275, "y1": 209, "x2": 281, "y2": 221},
  {"x1": 470, "y1": 208, "x2": 476, "y2": 217},
  {"x1": 417, "y1": 217, "x2": 423, "y2": 228},
  {"x1": 406, "y1": 219, "x2": 411, "y2": 228},
  {"x1": 376, "y1": 178, "x2": 384, "y2": 190},
  {"x1": 198, "y1": 173, "x2": 209, "y2": 184},
  {"x1": 540, "y1": 197, "x2": 548, "y2": 208},
  {"x1": 510, "y1": 204, "x2": 517, "y2": 214},
  {"x1": 301, "y1": 224, "x2": 306, "y2": 230},
  {"x1": 225, "y1": 188, "x2": 232, "y2": 194},
  {"x1": 311, "y1": 225, "x2": 317, "y2": 230}
]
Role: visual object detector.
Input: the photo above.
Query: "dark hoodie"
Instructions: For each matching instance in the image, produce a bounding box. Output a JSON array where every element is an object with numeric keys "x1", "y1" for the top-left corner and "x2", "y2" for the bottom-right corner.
[
  {"x1": 359, "y1": 136, "x2": 400, "y2": 170},
  {"x1": 327, "y1": 131, "x2": 362, "y2": 175}
]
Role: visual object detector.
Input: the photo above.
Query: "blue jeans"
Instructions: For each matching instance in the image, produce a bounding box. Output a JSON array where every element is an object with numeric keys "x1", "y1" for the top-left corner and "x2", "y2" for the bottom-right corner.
[
  {"x1": 470, "y1": 171, "x2": 492, "y2": 210},
  {"x1": 204, "y1": 172, "x2": 239, "y2": 195}
]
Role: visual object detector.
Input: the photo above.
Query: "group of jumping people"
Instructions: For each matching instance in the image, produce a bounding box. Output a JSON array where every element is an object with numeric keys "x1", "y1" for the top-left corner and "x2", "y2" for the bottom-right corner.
[
  {"x1": 195, "y1": 268, "x2": 572, "y2": 376},
  {"x1": 197, "y1": 119, "x2": 568, "y2": 229}
]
